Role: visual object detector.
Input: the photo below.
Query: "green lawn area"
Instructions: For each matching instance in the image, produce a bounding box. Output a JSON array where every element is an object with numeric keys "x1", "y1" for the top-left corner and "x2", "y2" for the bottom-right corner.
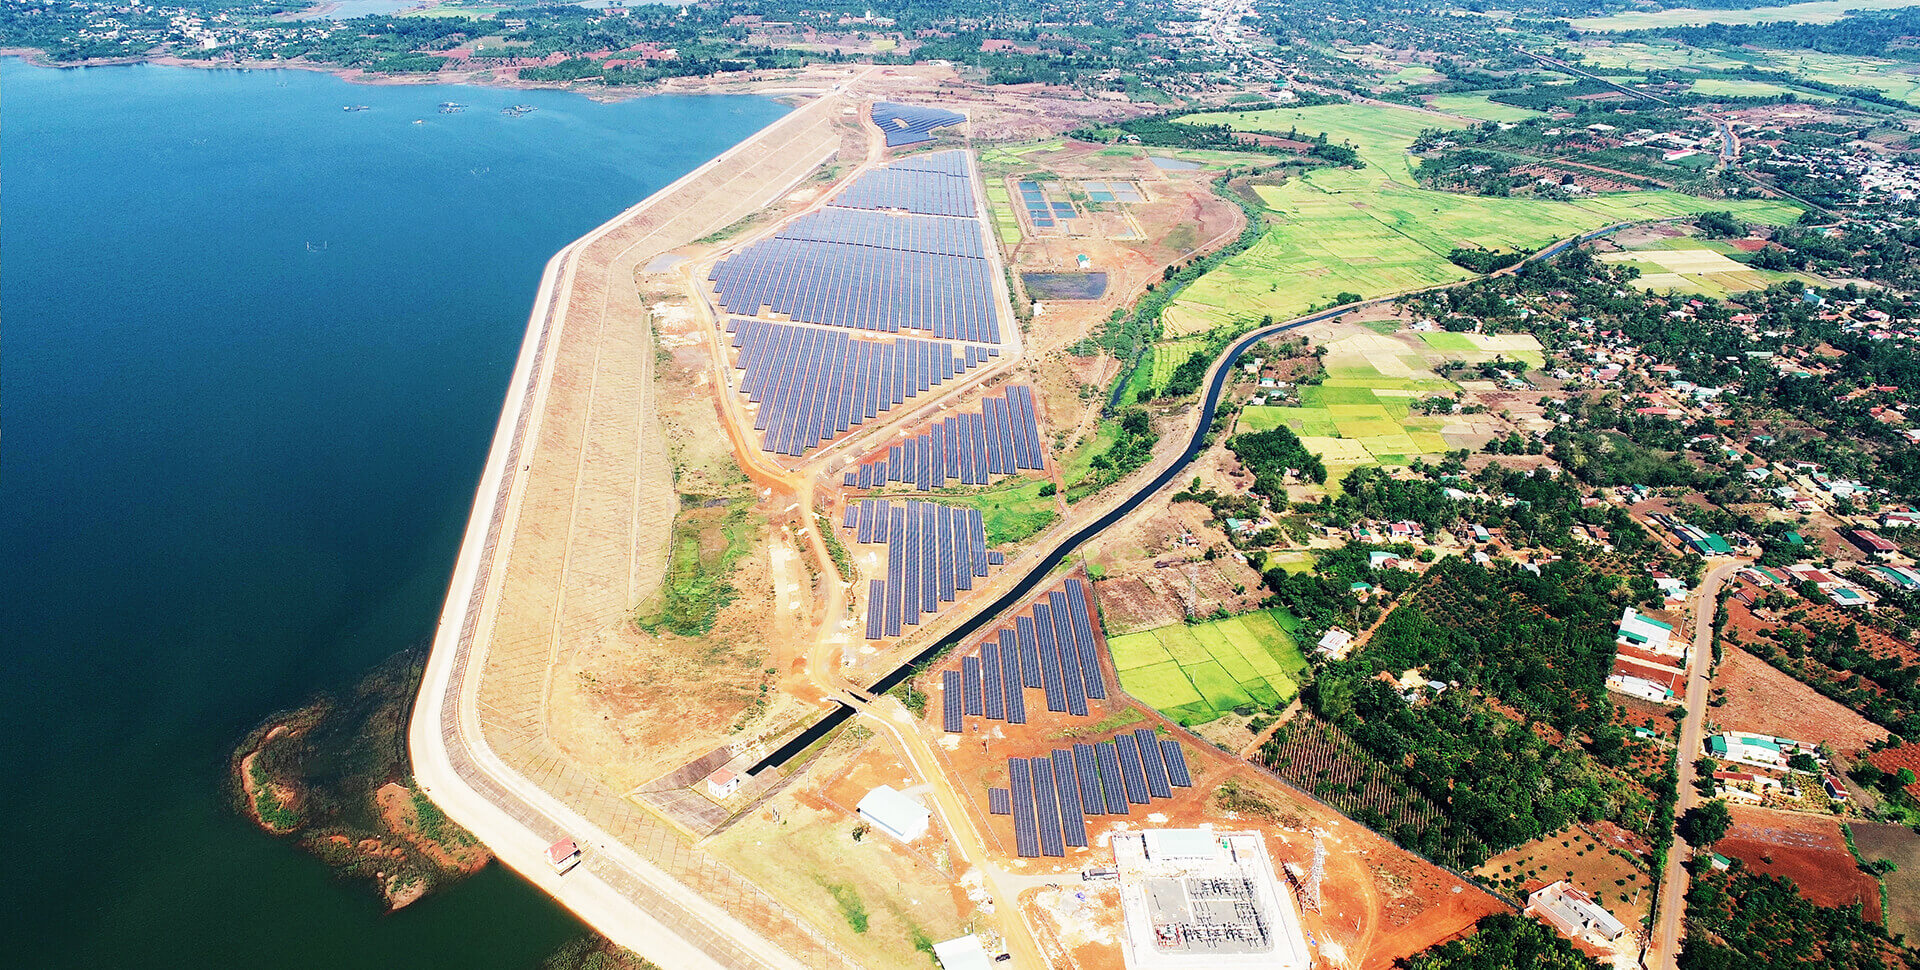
[
  {"x1": 924, "y1": 478, "x2": 1058, "y2": 545},
  {"x1": 1148, "y1": 338, "x2": 1207, "y2": 391},
  {"x1": 1573, "y1": 0, "x2": 1920, "y2": 30},
  {"x1": 1240, "y1": 405, "x2": 1341, "y2": 436},
  {"x1": 1158, "y1": 101, "x2": 1803, "y2": 337},
  {"x1": 1111, "y1": 610, "x2": 1309, "y2": 725},
  {"x1": 1425, "y1": 94, "x2": 1546, "y2": 123}
]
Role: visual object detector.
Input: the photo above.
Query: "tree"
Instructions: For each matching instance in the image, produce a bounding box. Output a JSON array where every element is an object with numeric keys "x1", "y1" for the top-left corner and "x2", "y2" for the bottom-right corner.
[{"x1": 1679, "y1": 801, "x2": 1732, "y2": 848}]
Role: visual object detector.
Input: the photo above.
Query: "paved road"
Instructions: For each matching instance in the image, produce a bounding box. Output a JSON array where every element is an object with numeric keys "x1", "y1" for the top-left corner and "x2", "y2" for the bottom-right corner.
[{"x1": 1648, "y1": 558, "x2": 1744, "y2": 970}]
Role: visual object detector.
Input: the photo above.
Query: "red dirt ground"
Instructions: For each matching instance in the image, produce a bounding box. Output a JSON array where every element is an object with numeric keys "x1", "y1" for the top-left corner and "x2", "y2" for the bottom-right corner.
[
  {"x1": 914, "y1": 573, "x2": 1506, "y2": 970},
  {"x1": 1717, "y1": 806, "x2": 1881, "y2": 919},
  {"x1": 1714, "y1": 646, "x2": 1889, "y2": 755}
]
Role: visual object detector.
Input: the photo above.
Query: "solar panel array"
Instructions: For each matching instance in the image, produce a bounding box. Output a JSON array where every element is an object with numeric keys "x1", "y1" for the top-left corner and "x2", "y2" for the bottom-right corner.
[
  {"x1": 710, "y1": 148, "x2": 995, "y2": 352},
  {"x1": 933, "y1": 580, "x2": 1103, "y2": 726},
  {"x1": 871, "y1": 102, "x2": 967, "y2": 148},
  {"x1": 1002, "y1": 731, "x2": 1193, "y2": 858},
  {"x1": 835, "y1": 150, "x2": 977, "y2": 216},
  {"x1": 728, "y1": 319, "x2": 986, "y2": 457},
  {"x1": 850, "y1": 499, "x2": 992, "y2": 639},
  {"x1": 988, "y1": 787, "x2": 1011, "y2": 815},
  {"x1": 850, "y1": 385, "x2": 1044, "y2": 489}
]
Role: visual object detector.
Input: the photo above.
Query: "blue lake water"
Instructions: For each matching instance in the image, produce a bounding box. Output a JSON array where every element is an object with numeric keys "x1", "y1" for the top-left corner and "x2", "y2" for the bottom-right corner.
[{"x1": 0, "y1": 59, "x2": 787, "y2": 968}]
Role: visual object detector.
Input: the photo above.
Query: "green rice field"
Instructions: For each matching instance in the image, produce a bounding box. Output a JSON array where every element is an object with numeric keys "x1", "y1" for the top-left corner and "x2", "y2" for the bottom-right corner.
[
  {"x1": 1424, "y1": 94, "x2": 1546, "y2": 123},
  {"x1": 1108, "y1": 610, "x2": 1310, "y2": 724},
  {"x1": 1158, "y1": 102, "x2": 1803, "y2": 336},
  {"x1": 1148, "y1": 338, "x2": 1207, "y2": 390}
]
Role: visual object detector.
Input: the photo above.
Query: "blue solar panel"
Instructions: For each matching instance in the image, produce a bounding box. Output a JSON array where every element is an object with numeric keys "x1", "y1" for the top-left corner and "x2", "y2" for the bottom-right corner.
[
  {"x1": 1074, "y1": 744, "x2": 1103, "y2": 816},
  {"x1": 1051, "y1": 749, "x2": 1087, "y2": 847},
  {"x1": 1010, "y1": 758, "x2": 1039, "y2": 858},
  {"x1": 1050, "y1": 591, "x2": 1087, "y2": 717},
  {"x1": 988, "y1": 787, "x2": 1011, "y2": 815},
  {"x1": 1016, "y1": 617, "x2": 1041, "y2": 689},
  {"x1": 1031, "y1": 757, "x2": 1064, "y2": 857},
  {"x1": 999, "y1": 630, "x2": 1025, "y2": 724},
  {"x1": 866, "y1": 580, "x2": 885, "y2": 640},
  {"x1": 962, "y1": 655, "x2": 982, "y2": 717},
  {"x1": 1068, "y1": 579, "x2": 1105, "y2": 699},
  {"x1": 1096, "y1": 742, "x2": 1129, "y2": 815},
  {"x1": 1161, "y1": 739, "x2": 1193, "y2": 788},
  {"x1": 942, "y1": 670, "x2": 962, "y2": 733},
  {"x1": 1135, "y1": 728, "x2": 1172, "y2": 799},
  {"x1": 1033, "y1": 602, "x2": 1066, "y2": 713},
  {"x1": 982, "y1": 641, "x2": 1004, "y2": 720},
  {"x1": 1114, "y1": 733, "x2": 1150, "y2": 804},
  {"x1": 870, "y1": 102, "x2": 966, "y2": 147}
]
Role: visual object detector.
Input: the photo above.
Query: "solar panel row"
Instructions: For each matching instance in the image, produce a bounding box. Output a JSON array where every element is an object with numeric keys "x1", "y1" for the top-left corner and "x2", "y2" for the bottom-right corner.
[
  {"x1": 1136, "y1": 727, "x2": 1173, "y2": 799},
  {"x1": 854, "y1": 384, "x2": 1045, "y2": 490},
  {"x1": 853, "y1": 499, "x2": 991, "y2": 639},
  {"x1": 779, "y1": 206, "x2": 985, "y2": 258},
  {"x1": 1050, "y1": 750, "x2": 1088, "y2": 848},
  {"x1": 941, "y1": 669, "x2": 962, "y2": 734},
  {"x1": 728, "y1": 319, "x2": 985, "y2": 457},
  {"x1": 712, "y1": 239, "x2": 997, "y2": 343},
  {"x1": 1009, "y1": 758, "x2": 1039, "y2": 859},
  {"x1": 1114, "y1": 732, "x2": 1151, "y2": 805},
  {"x1": 981, "y1": 640, "x2": 1004, "y2": 721},
  {"x1": 1162, "y1": 738, "x2": 1194, "y2": 788},
  {"x1": 1031, "y1": 757, "x2": 1064, "y2": 857},
  {"x1": 870, "y1": 102, "x2": 967, "y2": 148},
  {"x1": 1073, "y1": 744, "x2": 1103, "y2": 817},
  {"x1": 831, "y1": 151, "x2": 976, "y2": 217},
  {"x1": 961, "y1": 655, "x2": 982, "y2": 717},
  {"x1": 1096, "y1": 741, "x2": 1129, "y2": 815},
  {"x1": 988, "y1": 787, "x2": 1011, "y2": 815}
]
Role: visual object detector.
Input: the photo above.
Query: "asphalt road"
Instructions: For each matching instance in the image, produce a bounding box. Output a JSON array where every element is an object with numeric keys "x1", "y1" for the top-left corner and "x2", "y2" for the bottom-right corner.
[{"x1": 1648, "y1": 558, "x2": 1744, "y2": 969}]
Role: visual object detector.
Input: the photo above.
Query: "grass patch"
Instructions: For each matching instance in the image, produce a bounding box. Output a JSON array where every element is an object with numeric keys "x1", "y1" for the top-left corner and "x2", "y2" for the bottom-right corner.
[
  {"x1": 817, "y1": 512, "x2": 854, "y2": 580},
  {"x1": 924, "y1": 478, "x2": 1058, "y2": 545},
  {"x1": 1159, "y1": 101, "x2": 1801, "y2": 336},
  {"x1": 1114, "y1": 610, "x2": 1309, "y2": 725},
  {"x1": 823, "y1": 881, "x2": 870, "y2": 934},
  {"x1": 635, "y1": 497, "x2": 755, "y2": 637}
]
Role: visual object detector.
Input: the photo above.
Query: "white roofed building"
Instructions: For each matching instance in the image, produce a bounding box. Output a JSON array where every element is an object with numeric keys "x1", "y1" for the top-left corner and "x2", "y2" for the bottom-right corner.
[{"x1": 857, "y1": 785, "x2": 930, "y2": 843}]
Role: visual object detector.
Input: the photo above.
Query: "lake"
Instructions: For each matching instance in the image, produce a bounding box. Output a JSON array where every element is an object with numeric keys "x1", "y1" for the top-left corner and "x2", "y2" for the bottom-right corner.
[{"x1": 0, "y1": 58, "x2": 787, "y2": 969}]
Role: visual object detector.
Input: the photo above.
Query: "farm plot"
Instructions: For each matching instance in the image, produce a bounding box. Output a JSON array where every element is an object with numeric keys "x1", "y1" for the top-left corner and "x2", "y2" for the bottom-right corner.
[
  {"x1": 1148, "y1": 338, "x2": 1208, "y2": 391},
  {"x1": 1850, "y1": 822, "x2": 1920, "y2": 940},
  {"x1": 1162, "y1": 101, "x2": 1802, "y2": 337},
  {"x1": 1474, "y1": 824, "x2": 1654, "y2": 923},
  {"x1": 1601, "y1": 237, "x2": 1814, "y2": 298},
  {"x1": 1108, "y1": 610, "x2": 1309, "y2": 724},
  {"x1": 1424, "y1": 94, "x2": 1546, "y2": 123},
  {"x1": 1717, "y1": 806, "x2": 1882, "y2": 919},
  {"x1": 1259, "y1": 714, "x2": 1455, "y2": 862},
  {"x1": 1715, "y1": 646, "x2": 1888, "y2": 755}
]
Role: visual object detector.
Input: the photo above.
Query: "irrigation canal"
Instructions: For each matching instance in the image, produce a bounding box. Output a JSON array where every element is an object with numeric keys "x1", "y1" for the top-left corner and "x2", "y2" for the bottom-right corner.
[{"x1": 747, "y1": 222, "x2": 1627, "y2": 776}]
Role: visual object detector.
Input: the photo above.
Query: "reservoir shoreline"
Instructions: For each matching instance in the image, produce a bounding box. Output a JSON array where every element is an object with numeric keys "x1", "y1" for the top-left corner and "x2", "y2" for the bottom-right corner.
[{"x1": 406, "y1": 85, "x2": 847, "y2": 969}]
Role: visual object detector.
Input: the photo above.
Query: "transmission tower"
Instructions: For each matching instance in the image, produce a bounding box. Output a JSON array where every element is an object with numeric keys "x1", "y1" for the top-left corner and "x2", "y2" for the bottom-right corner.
[{"x1": 1302, "y1": 832, "x2": 1327, "y2": 912}]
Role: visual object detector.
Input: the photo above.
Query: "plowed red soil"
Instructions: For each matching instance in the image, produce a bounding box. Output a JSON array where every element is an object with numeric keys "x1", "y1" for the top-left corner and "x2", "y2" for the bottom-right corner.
[{"x1": 1718, "y1": 806, "x2": 1880, "y2": 919}]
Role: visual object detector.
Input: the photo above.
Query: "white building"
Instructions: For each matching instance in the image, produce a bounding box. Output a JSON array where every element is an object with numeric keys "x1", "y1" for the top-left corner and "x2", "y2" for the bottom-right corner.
[
  {"x1": 1615, "y1": 607, "x2": 1681, "y2": 660},
  {"x1": 1526, "y1": 881, "x2": 1626, "y2": 944},
  {"x1": 857, "y1": 785, "x2": 930, "y2": 843},
  {"x1": 1315, "y1": 627, "x2": 1354, "y2": 659},
  {"x1": 705, "y1": 767, "x2": 742, "y2": 801},
  {"x1": 931, "y1": 935, "x2": 992, "y2": 970}
]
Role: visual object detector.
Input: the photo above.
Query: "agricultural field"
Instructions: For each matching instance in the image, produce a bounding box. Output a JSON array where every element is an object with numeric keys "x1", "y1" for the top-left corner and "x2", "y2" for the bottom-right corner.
[
  {"x1": 983, "y1": 181, "x2": 1022, "y2": 244},
  {"x1": 1106, "y1": 609, "x2": 1309, "y2": 724},
  {"x1": 1147, "y1": 338, "x2": 1207, "y2": 391},
  {"x1": 1234, "y1": 325, "x2": 1529, "y2": 483},
  {"x1": 1160, "y1": 102, "x2": 1801, "y2": 337},
  {"x1": 1601, "y1": 236, "x2": 1818, "y2": 297},
  {"x1": 1717, "y1": 805, "x2": 1882, "y2": 919},
  {"x1": 1690, "y1": 78, "x2": 1829, "y2": 100},
  {"x1": 1423, "y1": 94, "x2": 1546, "y2": 123},
  {"x1": 1259, "y1": 713, "x2": 1457, "y2": 862},
  {"x1": 1850, "y1": 822, "x2": 1920, "y2": 939},
  {"x1": 1572, "y1": 0, "x2": 1920, "y2": 31},
  {"x1": 1577, "y1": 42, "x2": 1920, "y2": 108},
  {"x1": 1475, "y1": 824, "x2": 1654, "y2": 922},
  {"x1": 1713, "y1": 646, "x2": 1888, "y2": 756}
]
